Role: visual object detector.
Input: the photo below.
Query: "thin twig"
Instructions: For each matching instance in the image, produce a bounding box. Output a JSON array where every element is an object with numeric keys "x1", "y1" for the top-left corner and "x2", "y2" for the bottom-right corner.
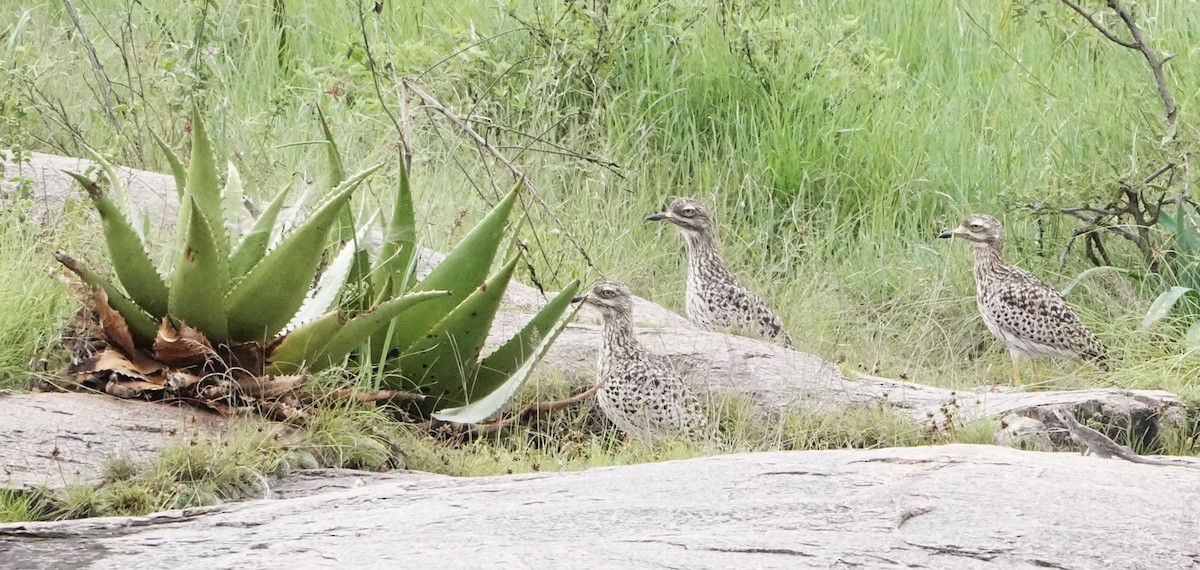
[
  {"x1": 1059, "y1": 0, "x2": 1177, "y2": 129},
  {"x1": 61, "y1": 0, "x2": 121, "y2": 133},
  {"x1": 402, "y1": 79, "x2": 599, "y2": 271}
]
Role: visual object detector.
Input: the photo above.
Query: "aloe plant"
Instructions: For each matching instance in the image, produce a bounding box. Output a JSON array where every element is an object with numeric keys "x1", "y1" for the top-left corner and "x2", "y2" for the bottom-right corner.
[{"x1": 58, "y1": 106, "x2": 578, "y2": 422}]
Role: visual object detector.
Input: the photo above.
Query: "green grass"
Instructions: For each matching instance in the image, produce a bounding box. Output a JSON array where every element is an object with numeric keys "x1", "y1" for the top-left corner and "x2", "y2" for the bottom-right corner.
[{"x1": 1, "y1": 0, "x2": 1199, "y2": 522}]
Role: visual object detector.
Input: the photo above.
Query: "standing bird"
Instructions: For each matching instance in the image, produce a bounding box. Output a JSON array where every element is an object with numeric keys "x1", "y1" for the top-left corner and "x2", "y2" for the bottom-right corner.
[
  {"x1": 647, "y1": 197, "x2": 793, "y2": 347},
  {"x1": 573, "y1": 280, "x2": 708, "y2": 444},
  {"x1": 938, "y1": 214, "x2": 1109, "y2": 385}
]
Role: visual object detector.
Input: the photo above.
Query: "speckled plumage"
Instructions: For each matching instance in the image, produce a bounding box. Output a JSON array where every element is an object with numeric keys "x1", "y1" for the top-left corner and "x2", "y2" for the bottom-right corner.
[
  {"x1": 575, "y1": 281, "x2": 707, "y2": 443},
  {"x1": 648, "y1": 198, "x2": 792, "y2": 347},
  {"x1": 940, "y1": 214, "x2": 1108, "y2": 384}
]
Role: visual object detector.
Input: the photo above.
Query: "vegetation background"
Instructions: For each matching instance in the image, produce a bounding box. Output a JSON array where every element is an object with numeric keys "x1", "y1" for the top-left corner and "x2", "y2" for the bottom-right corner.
[{"x1": 1, "y1": 0, "x2": 1199, "y2": 519}]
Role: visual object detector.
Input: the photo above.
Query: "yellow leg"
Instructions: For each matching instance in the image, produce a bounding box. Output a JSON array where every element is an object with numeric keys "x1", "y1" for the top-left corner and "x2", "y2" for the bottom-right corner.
[
  {"x1": 1010, "y1": 354, "x2": 1022, "y2": 387},
  {"x1": 1029, "y1": 359, "x2": 1038, "y2": 386}
]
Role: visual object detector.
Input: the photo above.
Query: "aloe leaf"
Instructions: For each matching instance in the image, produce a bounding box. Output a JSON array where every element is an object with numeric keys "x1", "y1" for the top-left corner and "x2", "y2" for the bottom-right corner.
[
  {"x1": 384, "y1": 180, "x2": 522, "y2": 353},
  {"x1": 1059, "y1": 266, "x2": 1129, "y2": 298},
  {"x1": 151, "y1": 130, "x2": 187, "y2": 200},
  {"x1": 54, "y1": 252, "x2": 159, "y2": 346},
  {"x1": 224, "y1": 163, "x2": 382, "y2": 342},
  {"x1": 229, "y1": 179, "x2": 294, "y2": 280},
  {"x1": 222, "y1": 161, "x2": 250, "y2": 240},
  {"x1": 186, "y1": 105, "x2": 228, "y2": 257},
  {"x1": 1141, "y1": 286, "x2": 1193, "y2": 330},
  {"x1": 375, "y1": 156, "x2": 417, "y2": 296},
  {"x1": 474, "y1": 279, "x2": 580, "y2": 396},
  {"x1": 65, "y1": 172, "x2": 170, "y2": 318},
  {"x1": 317, "y1": 105, "x2": 355, "y2": 246},
  {"x1": 432, "y1": 301, "x2": 582, "y2": 424},
  {"x1": 316, "y1": 105, "x2": 345, "y2": 188},
  {"x1": 397, "y1": 255, "x2": 520, "y2": 411},
  {"x1": 169, "y1": 197, "x2": 230, "y2": 340},
  {"x1": 286, "y1": 239, "x2": 358, "y2": 332},
  {"x1": 80, "y1": 145, "x2": 139, "y2": 239},
  {"x1": 264, "y1": 311, "x2": 346, "y2": 375},
  {"x1": 272, "y1": 289, "x2": 452, "y2": 374}
]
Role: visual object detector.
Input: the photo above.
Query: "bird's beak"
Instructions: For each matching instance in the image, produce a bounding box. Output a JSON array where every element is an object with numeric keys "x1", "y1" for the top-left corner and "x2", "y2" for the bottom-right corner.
[
  {"x1": 646, "y1": 212, "x2": 673, "y2": 222},
  {"x1": 570, "y1": 295, "x2": 587, "y2": 304},
  {"x1": 937, "y1": 227, "x2": 959, "y2": 240}
]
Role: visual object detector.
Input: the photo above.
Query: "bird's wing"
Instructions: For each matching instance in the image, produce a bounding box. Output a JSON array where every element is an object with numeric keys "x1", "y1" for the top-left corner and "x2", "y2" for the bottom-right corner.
[{"x1": 984, "y1": 273, "x2": 1101, "y2": 354}]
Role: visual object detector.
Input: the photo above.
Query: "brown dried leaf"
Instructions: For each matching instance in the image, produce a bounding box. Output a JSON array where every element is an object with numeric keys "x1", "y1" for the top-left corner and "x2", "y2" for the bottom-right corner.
[
  {"x1": 166, "y1": 371, "x2": 203, "y2": 393},
  {"x1": 154, "y1": 317, "x2": 215, "y2": 368},
  {"x1": 93, "y1": 287, "x2": 164, "y2": 376},
  {"x1": 70, "y1": 349, "x2": 154, "y2": 383},
  {"x1": 93, "y1": 287, "x2": 137, "y2": 356},
  {"x1": 223, "y1": 341, "x2": 265, "y2": 376}
]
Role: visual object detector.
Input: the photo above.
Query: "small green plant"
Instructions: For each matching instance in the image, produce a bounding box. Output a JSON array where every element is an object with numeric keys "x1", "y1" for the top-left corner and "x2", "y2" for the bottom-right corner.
[{"x1": 1138, "y1": 204, "x2": 1200, "y2": 344}]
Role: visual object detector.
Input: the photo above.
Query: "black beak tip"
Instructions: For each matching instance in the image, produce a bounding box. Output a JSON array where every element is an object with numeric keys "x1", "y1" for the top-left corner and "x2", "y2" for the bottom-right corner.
[
  {"x1": 937, "y1": 230, "x2": 954, "y2": 239},
  {"x1": 570, "y1": 296, "x2": 586, "y2": 304},
  {"x1": 645, "y1": 213, "x2": 666, "y2": 222}
]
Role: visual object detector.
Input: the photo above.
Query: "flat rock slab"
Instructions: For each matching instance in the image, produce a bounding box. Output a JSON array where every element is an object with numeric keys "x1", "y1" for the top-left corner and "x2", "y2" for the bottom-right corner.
[
  {"x1": 3, "y1": 444, "x2": 1199, "y2": 569},
  {"x1": 0, "y1": 392, "x2": 224, "y2": 489}
]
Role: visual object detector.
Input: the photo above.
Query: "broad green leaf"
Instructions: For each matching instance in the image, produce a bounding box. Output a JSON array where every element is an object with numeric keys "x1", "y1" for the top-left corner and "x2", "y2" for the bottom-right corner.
[
  {"x1": 55, "y1": 252, "x2": 160, "y2": 346},
  {"x1": 1185, "y1": 321, "x2": 1200, "y2": 347},
  {"x1": 375, "y1": 156, "x2": 417, "y2": 297},
  {"x1": 398, "y1": 255, "x2": 519, "y2": 412},
  {"x1": 1140, "y1": 286, "x2": 1193, "y2": 330},
  {"x1": 1160, "y1": 203, "x2": 1200, "y2": 254},
  {"x1": 1059, "y1": 266, "x2": 1129, "y2": 298},
  {"x1": 229, "y1": 179, "x2": 294, "y2": 280},
  {"x1": 432, "y1": 301, "x2": 582, "y2": 424},
  {"x1": 297, "y1": 290, "x2": 451, "y2": 374},
  {"x1": 168, "y1": 197, "x2": 229, "y2": 340},
  {"x1": 474, "y1": 279, "x2": 581, "y2": 396},
  {"x1": 264, "y1": 311, "x2": 345, "y2": 375},
  {"x1": 224, "y1": 163, "x2": 382, "y2": 342},
  {"x1": 384, "y1": 180, "x2": 522, "y2": 353},
  {"x1": 151, "y1": 130, "x2": 187, "y2": 200},
  {"x1": 65, "y1": 172, "x2": 169, "y2": 318},
  {"x1": 186, "y1": 105, "x2": 228, "y2": 257}
]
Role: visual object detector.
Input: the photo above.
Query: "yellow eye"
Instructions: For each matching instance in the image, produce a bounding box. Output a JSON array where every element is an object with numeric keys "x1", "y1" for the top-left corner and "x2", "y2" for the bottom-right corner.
[
  {"x1": 968, "y1": 223, "x2": 984, "y2": 232},
  {"x1": 680, "y1": 208, "x2": 696, "y2": 218},
  {"x1": 598, "y1": 288, "x2": 616, "y2": 299}
]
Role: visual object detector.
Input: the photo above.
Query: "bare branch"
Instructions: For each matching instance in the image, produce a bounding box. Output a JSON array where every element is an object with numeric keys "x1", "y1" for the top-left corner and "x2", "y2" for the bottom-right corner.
[
  {"x1": 1059, "y1": 0, "x2": 1178, "y2": 129},
  {"x1": 1059, "y1": 0, "x2": 1136, "y2": 48},
  {"x1": 403, "y1": 79, "x2": 599, "y2": 271}
]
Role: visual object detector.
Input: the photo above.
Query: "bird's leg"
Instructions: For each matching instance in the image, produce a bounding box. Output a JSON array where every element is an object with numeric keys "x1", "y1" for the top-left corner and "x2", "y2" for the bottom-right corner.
[
  {"x1": 1010, "y1": 354, "x2": 1022, "y2": 386},
  {"x1": 1029, "y1": 359, "x2": 1038, "y2": 385}
]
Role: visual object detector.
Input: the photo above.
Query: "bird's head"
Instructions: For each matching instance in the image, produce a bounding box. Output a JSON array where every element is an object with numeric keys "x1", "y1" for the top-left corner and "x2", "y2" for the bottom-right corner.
[
  {"x1": 571, "y1": 280, "x2": 634, "y2": 318},
  {"x1": 938, "y1": 213, "x2": 1004, "y2": 249},
  {"x1": 646, "y1": 197, "x2": 714, "y2": 237}
]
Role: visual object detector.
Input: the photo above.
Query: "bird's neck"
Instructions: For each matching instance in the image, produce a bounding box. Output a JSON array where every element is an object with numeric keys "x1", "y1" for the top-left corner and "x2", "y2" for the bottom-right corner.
[
  {"x1": 683, "y1": 231, "x2": 735, "y2": 283},
  {"x1": 971, "y1": 241, "x2": 1009, "y2": 285},
  {"x1": 601, "y1": 312, "x2": 642, "y2": 358}
]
